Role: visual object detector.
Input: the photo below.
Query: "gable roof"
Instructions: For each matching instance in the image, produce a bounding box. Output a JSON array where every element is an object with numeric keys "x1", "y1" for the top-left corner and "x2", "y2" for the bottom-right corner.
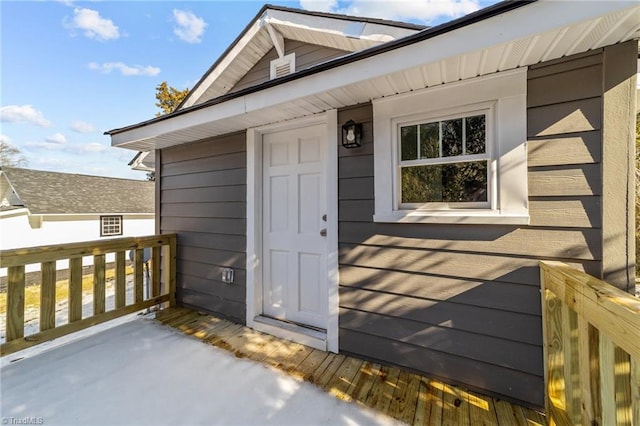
[
  {"x1": 180, "y1": 4, "x2": 424, "y2": 109},
  {"x1": 0, "y1": 167, "x2": 154, "y2": 215},
  {"x1": 107, "y1": 0, "x2": 640, "y2": 151}
]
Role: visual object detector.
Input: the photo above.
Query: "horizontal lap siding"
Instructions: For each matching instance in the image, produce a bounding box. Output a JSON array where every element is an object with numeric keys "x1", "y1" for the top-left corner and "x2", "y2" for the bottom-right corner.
[
  {"x1": 336, "y1": 50, "x2": 604, "y2": 408},
  {"x1": 160, "y1": 131, "x2": 247, "y2": 323}
]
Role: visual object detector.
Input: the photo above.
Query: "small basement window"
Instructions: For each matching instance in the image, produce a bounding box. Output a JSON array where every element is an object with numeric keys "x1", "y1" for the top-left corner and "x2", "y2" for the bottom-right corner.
[
  {"x1": 100, "y1": 215, "x2": 123, "y2": 236},
  {"x1": 373, "y1": 68, "x2": 529, "y2": 225}
]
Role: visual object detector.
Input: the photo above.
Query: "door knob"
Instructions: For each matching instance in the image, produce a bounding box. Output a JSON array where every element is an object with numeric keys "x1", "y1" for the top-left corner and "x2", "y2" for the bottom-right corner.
[{"x1": 320, "y1": 228, "x2": 327, "y2": 237}]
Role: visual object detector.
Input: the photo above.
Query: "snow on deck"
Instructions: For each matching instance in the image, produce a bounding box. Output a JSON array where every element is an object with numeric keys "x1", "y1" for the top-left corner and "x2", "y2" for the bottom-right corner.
[{"x1": 1, "y1": 316, "x2": 400, "y2": 425}]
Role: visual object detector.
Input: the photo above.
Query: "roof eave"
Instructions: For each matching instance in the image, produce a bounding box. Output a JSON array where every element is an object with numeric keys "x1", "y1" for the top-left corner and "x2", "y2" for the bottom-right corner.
[
  {"x1": 106, "y1": 0, "x2": 531, "y2": 138},
  {"x1": 107, "y1": 0, "x2": 640, "y2": 151}
]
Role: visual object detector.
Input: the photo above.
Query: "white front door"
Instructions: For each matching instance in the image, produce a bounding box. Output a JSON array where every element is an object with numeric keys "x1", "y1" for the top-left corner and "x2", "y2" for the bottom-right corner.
[{"x1": 262, "y1": 123, "x2": 328, "y2": 330}]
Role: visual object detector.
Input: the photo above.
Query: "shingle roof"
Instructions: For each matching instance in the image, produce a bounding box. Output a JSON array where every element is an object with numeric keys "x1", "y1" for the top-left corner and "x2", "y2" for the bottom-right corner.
[{"x1": 0, "y1": 167, "x2": 154, "y2": 215}]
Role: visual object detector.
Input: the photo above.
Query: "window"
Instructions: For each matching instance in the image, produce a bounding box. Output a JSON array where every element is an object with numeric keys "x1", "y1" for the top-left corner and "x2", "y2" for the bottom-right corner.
[
  {"x1": 373, "y1": 69, "x2": 529, "y2": 224},
  {"x1": 100, "y1": 215, "x2": 122, "y2": 236},
  {"x1": 398, "y1": 109, "x2": 491, "y2": 208}
]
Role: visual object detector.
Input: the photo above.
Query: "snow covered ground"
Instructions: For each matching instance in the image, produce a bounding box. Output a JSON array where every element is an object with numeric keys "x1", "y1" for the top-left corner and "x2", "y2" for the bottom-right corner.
[{"x1": 1, "y1": 316, "x2": 402, "y2": 426}]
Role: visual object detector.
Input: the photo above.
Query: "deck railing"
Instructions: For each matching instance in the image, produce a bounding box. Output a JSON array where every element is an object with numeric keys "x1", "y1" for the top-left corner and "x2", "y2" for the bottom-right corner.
[
  {"x1": 540, "y1": 261, "x2": 640, "y2": 425},
  {"x1": 0, "y1": 234, "x2": 176, "y2": 356}
]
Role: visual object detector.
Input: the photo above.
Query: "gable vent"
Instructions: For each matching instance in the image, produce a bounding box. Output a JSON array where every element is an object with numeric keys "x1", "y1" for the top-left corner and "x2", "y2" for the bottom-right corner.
[{"x1": 270, "y1": 53, "x2": 295, "y2": 80}]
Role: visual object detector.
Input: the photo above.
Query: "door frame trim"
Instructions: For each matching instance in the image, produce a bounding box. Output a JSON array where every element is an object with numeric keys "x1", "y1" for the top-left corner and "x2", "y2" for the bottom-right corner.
[{"x1": 246, "y1": 110, "x2": 339, "y2": 352}]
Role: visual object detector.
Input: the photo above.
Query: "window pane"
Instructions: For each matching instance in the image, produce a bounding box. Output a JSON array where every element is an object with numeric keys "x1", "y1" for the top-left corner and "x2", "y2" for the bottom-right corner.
[
  {"x1": 400, "y1": 125, "x2": 418, "y2": 161},
  {"x1": 465, "y1": 115, "x2": 486, "y2": 155},
  {"x1": 401, "y1": 161, "x2": 488, "y2": 203},
  {"x1": 442, "y1": 118, "x2": 462, "y2": 157},
  {"x1": 419, "y1": 122, "x2": 439, "y2": 159}
]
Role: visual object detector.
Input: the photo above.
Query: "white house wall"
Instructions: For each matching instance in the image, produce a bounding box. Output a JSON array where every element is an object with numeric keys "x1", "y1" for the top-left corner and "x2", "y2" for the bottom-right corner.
[{"x1": 0, "y1": 213, "x2": 155, "y2": 276}]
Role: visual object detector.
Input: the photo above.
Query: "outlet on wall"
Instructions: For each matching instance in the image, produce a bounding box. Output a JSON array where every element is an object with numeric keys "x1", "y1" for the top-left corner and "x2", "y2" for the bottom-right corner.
[{"x1": 222, "y1": 268, "x2": 234, "y2": 284}]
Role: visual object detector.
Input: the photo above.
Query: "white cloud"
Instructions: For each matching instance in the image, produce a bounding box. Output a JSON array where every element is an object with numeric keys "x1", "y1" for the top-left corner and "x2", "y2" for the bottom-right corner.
[
  {"x1": 70, "y1": 120, "x2": 96, "y2": 133},
  {"x1": 301, "y1": 0, "x2": 481, "y2": 23},
  {"x1": 172, "y1": 9, "x2": 207, "y2": 44},
  {"x1": 88, "y1": 62, "x2": 161, "y2": 77},
  {"x1": 77, "y1": 142, "x2": 107, "y2": 153},
  {"x1": 67, "y1": 7, "x2": 120, "y2": 41},
  {"x1": 0, "y1": 105, "x2": 52, "y2": 127},
  {"x1": 45, "y1": 133, "x2": 67, "y2": 144},
  {"x1": 299, "y1": 0, "x2": 338, "y2": 13},
  {"x1": 25, "y1": 141, "x2": 65, "y2": 151},
  {"x1": 0, "y1": 134, "x2": 11, "y2": 144}
]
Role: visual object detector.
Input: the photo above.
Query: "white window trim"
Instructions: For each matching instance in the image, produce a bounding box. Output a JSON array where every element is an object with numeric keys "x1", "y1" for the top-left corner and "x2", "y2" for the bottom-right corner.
[
  {"x1": 373, "y1": 68, "x2": 529, "y2": 225},
  {"x1": 100, "y1": 215, "x2": 123, "y2": 236},
  {"x1": 394, "y1": 103, "x2": 495, "y2": 211}
]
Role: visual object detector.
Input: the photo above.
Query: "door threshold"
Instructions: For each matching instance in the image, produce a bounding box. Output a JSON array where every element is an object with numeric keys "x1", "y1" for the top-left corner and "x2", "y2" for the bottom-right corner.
[{"x1": 253, "y1": 316, "x2": 327, "y2": 351}]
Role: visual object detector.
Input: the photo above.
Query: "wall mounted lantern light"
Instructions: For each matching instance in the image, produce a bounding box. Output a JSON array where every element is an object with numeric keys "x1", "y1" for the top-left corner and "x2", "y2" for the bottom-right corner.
[{"x1": 341, "y1": 120, "x2": 362, "y2": 149}]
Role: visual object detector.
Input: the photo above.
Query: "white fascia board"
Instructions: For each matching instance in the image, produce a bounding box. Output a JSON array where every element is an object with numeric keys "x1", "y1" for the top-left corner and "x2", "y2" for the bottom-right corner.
[
  {"x1": 0, "y1": 207, "x2": 29, "y2": 218},
  {"x1": 181, "y1": 19, "x2": 265, "y2": 109},
  {"x1": 111, "y1": 1, "x2": 639, "y2": 148},
  {"x1": 111, "y1": 96, "x2": 246, "y2": 147}
]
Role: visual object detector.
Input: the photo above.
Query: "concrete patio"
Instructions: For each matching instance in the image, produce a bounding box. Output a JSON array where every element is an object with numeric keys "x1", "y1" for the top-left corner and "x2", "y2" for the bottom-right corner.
[{"x1": 1, "y1": 314, "x2": 399, "y2": 426}]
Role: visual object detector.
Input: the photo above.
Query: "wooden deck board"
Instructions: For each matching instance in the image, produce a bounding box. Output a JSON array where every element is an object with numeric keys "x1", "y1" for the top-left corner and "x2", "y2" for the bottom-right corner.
[
  {"x1": 155, "y1": 307, "x2": 545, "y2": 425},
  {"x1": 324, "y1": 356, "x2": 364, "y2": 400}
]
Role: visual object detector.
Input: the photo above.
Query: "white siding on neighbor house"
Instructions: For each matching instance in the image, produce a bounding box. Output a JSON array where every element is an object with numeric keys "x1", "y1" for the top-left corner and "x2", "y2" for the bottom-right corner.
[{"x1": 0, "y1": 212, "x2": 155, "y2": 276}]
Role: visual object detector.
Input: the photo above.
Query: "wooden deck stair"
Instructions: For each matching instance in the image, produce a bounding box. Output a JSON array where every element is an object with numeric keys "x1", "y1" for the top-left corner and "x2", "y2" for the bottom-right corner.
[{"x1": 155, "y1": 307, "x2": 545, "y2": 425}]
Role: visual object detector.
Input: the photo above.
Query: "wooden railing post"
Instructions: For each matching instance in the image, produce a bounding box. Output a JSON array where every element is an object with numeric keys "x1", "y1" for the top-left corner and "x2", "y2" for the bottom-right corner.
[
  {"x1": 163, "y1": 235, "x2": 177, "y2": 307},
  {"x1": 115, "y1": 251, "x2": 126, "y2": 308},
  {"x1": 40, "y1": 261, "x2": 56, "y2": 331},
  {"x1": 6, "y1": 265, "x2": 25, "y2": 341},
  {"x1": 134, "y1": 249, "x2": 144, "y2": 303},
  {"x1": 93, "y1": 254, "x2": 106, "y2": 315},
  {"x1": 69, "y1": 257, "x2": 83, "y2": 322},
  {"x1": 151, "y1": 247, "x2": 161, "y2": 298}
]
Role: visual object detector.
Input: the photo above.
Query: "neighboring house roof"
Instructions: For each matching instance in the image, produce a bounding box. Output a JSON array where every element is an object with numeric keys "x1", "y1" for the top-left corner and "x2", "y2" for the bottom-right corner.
[
  {"x1": 107, "y1": 1, "x2": 640, "y2": 150},
  {"x1": 0, "y1": 167, "x2": 154, "y2": 215}
]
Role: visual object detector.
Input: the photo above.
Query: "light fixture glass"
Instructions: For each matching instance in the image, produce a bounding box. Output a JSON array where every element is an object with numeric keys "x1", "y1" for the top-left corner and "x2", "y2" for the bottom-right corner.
[{"x1": 341, "y1": 120, "x2": 362, "y2": 148}]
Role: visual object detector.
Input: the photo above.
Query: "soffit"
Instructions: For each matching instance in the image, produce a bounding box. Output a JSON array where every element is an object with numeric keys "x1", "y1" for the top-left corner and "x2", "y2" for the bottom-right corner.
[{"x1": 110, "y1": 1, "x2": 640, "y2": 152}]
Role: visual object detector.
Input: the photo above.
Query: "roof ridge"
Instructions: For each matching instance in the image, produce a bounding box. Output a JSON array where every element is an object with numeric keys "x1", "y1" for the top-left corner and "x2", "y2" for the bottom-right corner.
[{"x1": 1, "y1": 166, "x2": 151, "y2": 183}]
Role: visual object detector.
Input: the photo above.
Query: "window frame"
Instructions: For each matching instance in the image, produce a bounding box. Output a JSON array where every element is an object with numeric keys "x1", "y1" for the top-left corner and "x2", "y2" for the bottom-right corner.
[
  {"x1": 100, "y1": 215, "x2": 123, "y2": 237},
  {"x1": 372, "y1": 68, "x2": 529, "y2": 225},
  {"x1": 394, "y1": 103, "x2": 495, "y2": 211}
]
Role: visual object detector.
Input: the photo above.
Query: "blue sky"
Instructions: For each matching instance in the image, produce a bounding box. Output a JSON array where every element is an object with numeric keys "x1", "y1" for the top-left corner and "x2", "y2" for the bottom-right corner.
[{"x1": 1, "y1": 0, "x2": 498, "y2": 180}]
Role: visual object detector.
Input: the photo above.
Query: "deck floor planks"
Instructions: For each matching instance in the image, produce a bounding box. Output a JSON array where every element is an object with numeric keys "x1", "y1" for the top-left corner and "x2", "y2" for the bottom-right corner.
[
  {"x1": 323, "y1": 356, "x2": 364, "y2": 400},
  {"x1": 156, "y1": 308, "x2": 545, "y2": 425},
  {"x1": 391, "y1": 371, "x2": 422, "y2": 424},
  {"x1": 365, "y1": 364, "x2": 401, "y2": 413},
  {"x1": 442, "y1": 382, "x2": 471, "y2": 426},
  {"x1": 316, "y1": 353, "x2": 347, "y2": 388},
  {"x1": 292, "y1": 349, "x2": 330, "y2": 382},
  {"x1": 468, "y1": 390, "x2": 500, "y2": 425},
  {"x1": 426, "y1": 378, "x2": 445, "y2": 426}
]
